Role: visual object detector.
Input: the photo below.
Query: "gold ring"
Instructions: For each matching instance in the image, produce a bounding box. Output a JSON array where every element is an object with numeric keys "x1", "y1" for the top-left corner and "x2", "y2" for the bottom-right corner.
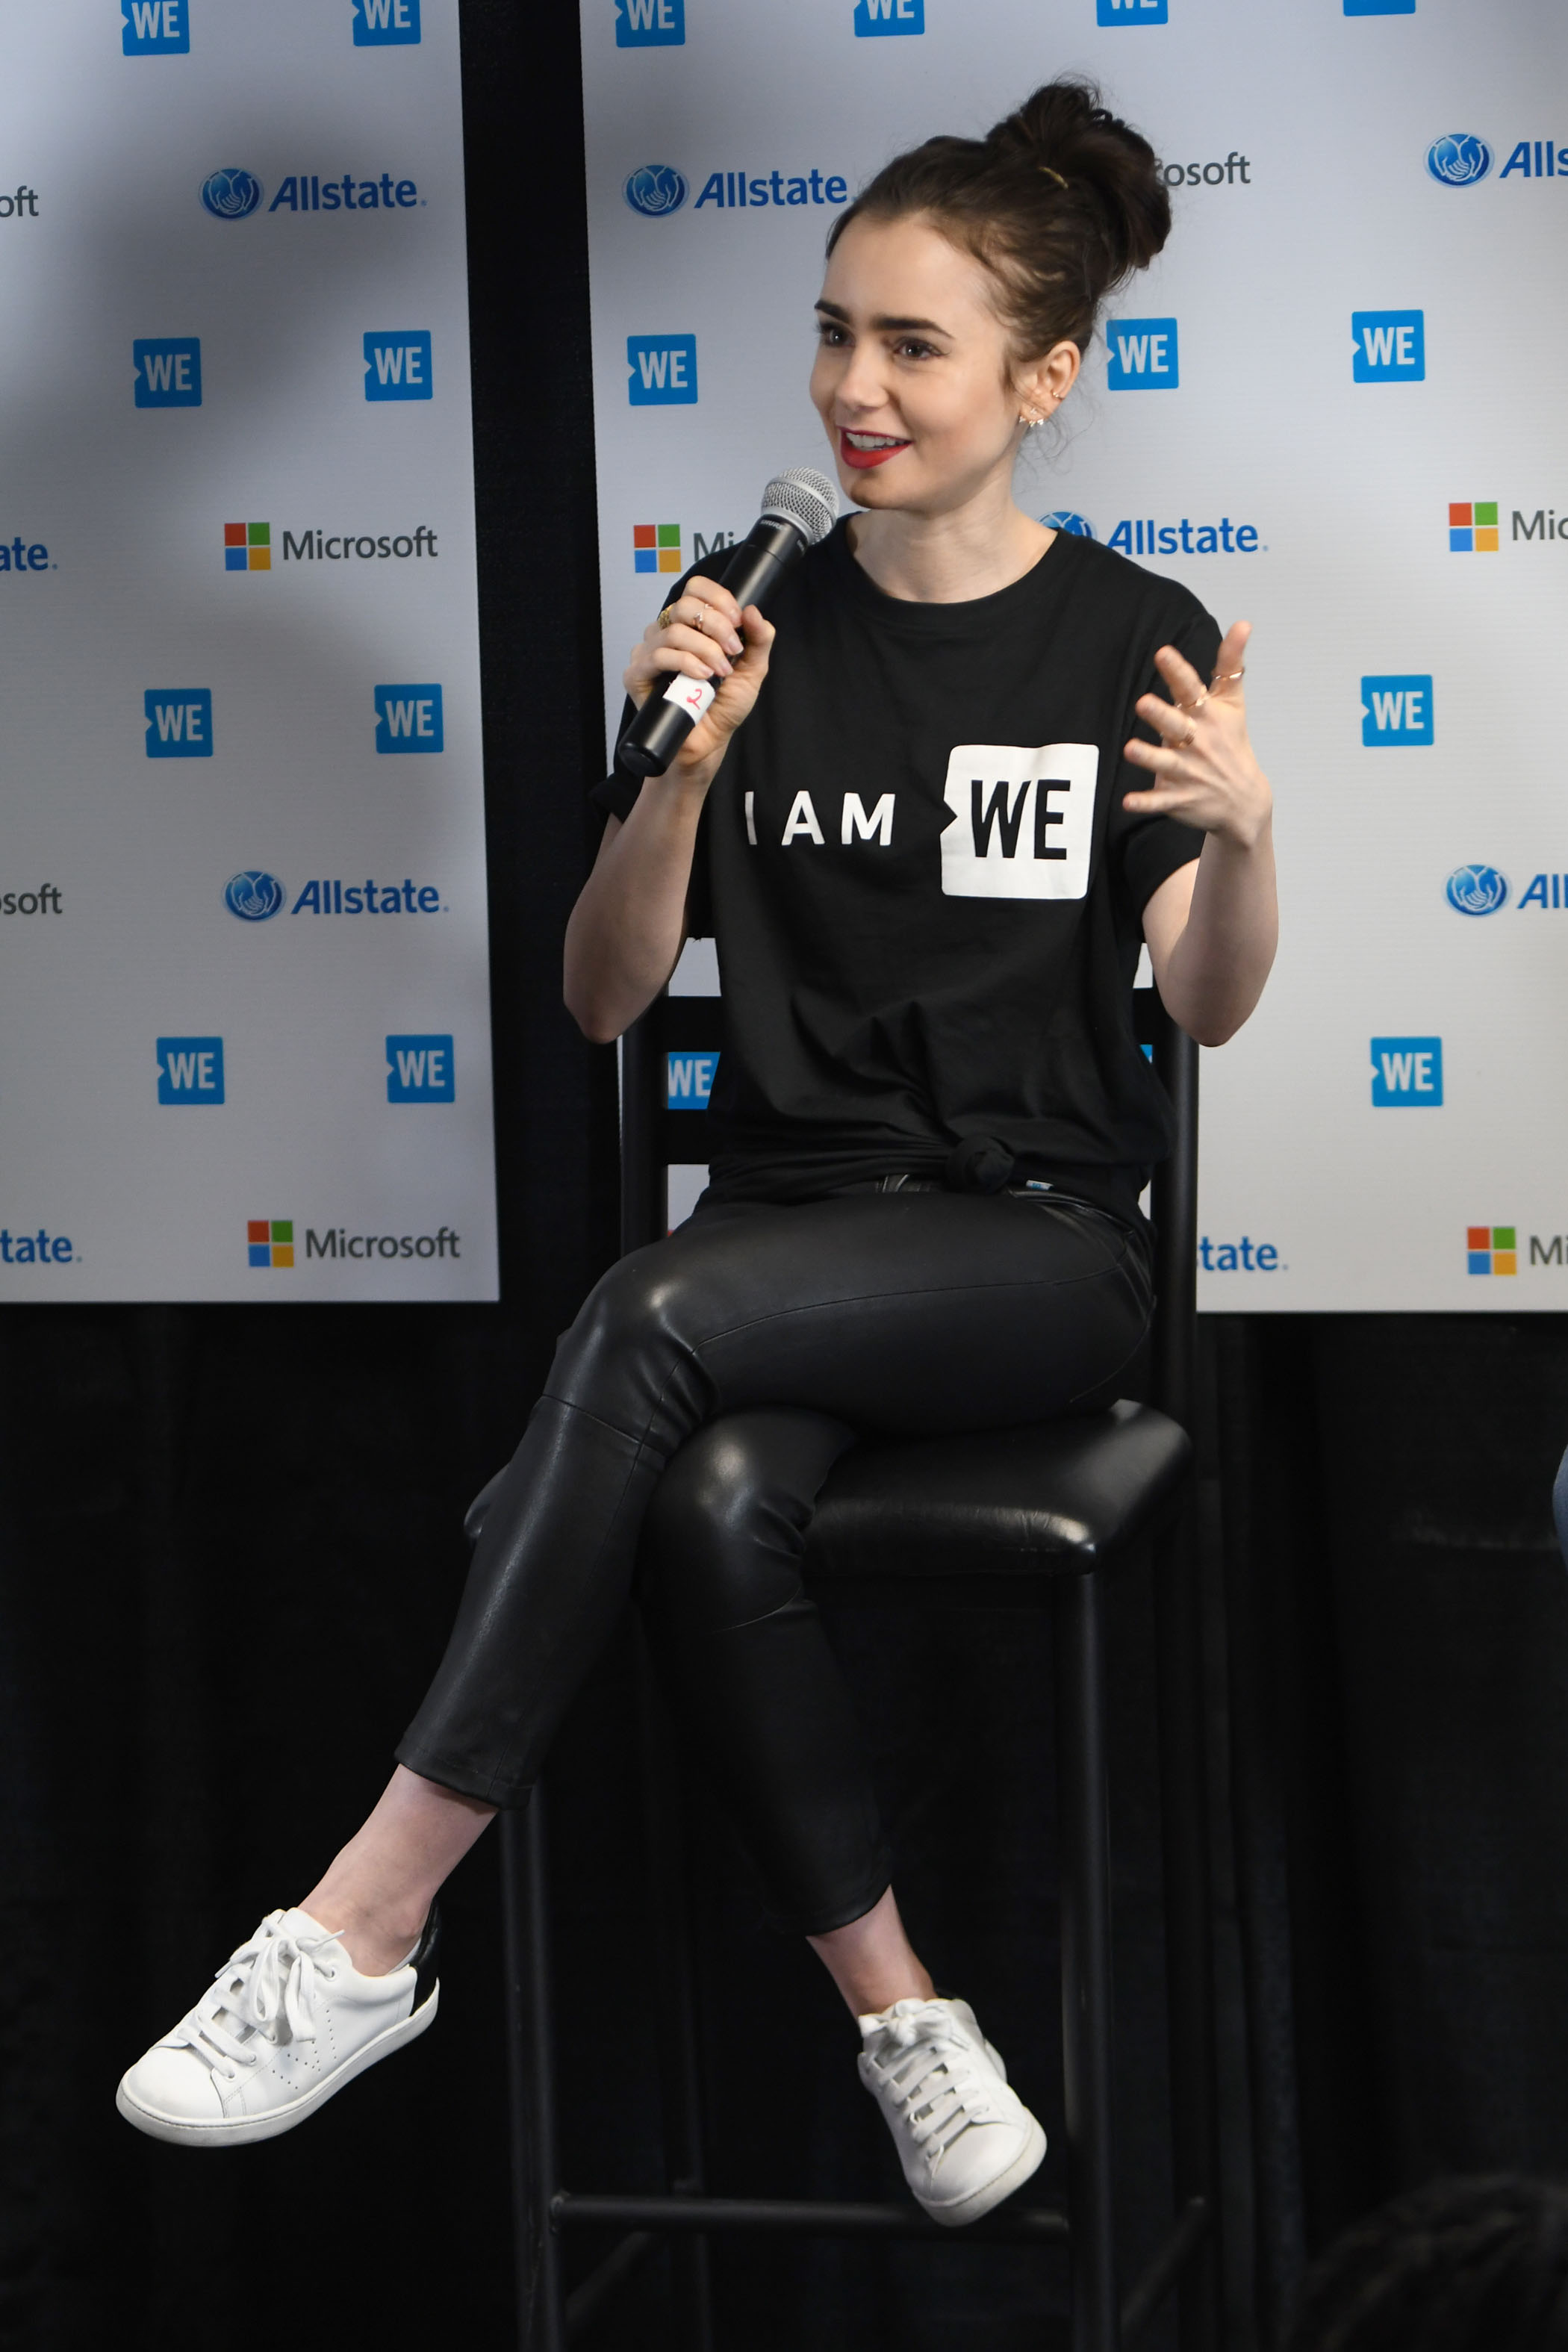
[
  {"x1": 1212, "y1": 667, "x2": 1245, "y2": 686},
  {"x1": 1176, "y1": 690, "x2": 1208, "y2": 715},
  {"x1": 657, "y1": 605, "x2": 675, "y2": 631}
]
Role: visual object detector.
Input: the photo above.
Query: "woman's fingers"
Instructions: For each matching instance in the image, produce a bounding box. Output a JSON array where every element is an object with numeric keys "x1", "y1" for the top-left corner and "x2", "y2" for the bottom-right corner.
[
  {"x1": 1208, "y1": 618, "x2": 1251, "y2": 700},
  {"x1": 658, "y1": 626, "x2": 734, "y2": 677},
  {"x1": 1134, "y1": 690, "x2": 1200, "y2": 745},
  {"x1": 623, "y1": 643, "x2": 725, "y2": 705},
  {"x1": 732, "y1": 605, "x2": 774, "y2": 664},
  {"x1": 653, "y1": 579, "x2": 744, "y2": 654},
  {"x1": 622, "y1": 598, "x2": 776, "y2": 756},
  {"x1": 1151, "y1": 640, "x2": 1208, "y2": 711},
  {"x1": 1122, "y1": 785, "x2": 1195, "y2": 816}
]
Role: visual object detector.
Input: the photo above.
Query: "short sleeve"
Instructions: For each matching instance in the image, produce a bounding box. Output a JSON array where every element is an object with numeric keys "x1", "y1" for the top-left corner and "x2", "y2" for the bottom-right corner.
[{"x1": 1112, "y1": 599, "x2": 1221, "y2": 915}]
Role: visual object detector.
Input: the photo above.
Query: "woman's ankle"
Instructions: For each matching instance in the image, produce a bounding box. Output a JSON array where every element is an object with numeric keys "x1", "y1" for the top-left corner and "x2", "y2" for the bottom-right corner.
[
  {"x1": 299, "y1": 1882, "x2": 429, "y2": 1979},
  {"x1": 808, "y1": 1887, "x2": 936, "y2": 2017}
]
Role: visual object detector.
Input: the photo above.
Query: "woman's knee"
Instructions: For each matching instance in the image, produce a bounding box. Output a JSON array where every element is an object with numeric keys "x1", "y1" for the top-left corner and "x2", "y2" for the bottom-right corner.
[
  {"x1": 639, "y1": 1409, "x2": 856, "y2": 1638},
  {"x1": 544, "y1": 1242, "x2": 713, "y2": 1436}
]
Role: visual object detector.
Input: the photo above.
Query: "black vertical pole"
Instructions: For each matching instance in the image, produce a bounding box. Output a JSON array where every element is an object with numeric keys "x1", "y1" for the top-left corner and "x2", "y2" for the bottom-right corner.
[
  {"x1": 1151, "y1": 1023, "x2": 1221, "y2": 2352},
  {"x1": 637, "y1": 1649, "x2": 716, "y2": 2349},
  {"x1": 1057, "y1": 1569, "x2": 1121, "y2": 2352},
  {"x1": 502, "y1": 1799, "x2": 567, "y2": 2352}
]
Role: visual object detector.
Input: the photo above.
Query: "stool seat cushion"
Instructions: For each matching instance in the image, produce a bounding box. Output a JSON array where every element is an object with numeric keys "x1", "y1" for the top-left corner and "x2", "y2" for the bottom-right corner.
[{"x1": 803, "y1": 1399, "x2": 1191, "y2": 1581}]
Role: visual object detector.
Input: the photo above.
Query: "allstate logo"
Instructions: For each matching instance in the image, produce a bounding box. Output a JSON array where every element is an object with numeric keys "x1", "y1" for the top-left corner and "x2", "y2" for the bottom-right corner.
[
  {"x1": 1041, "y1": 510, "x2": 1095, "y2": 538},
  {"x1": 1426, "y1": 134, "x2": 1492, "y2": 188},
  {"x1": 1445, "y1": 864, "x2": 1508, "y2": 915},
  {"x1": 225, "y1": 870, "x2": 284, "y2": 921},
  {"x1": 623, "y1": 164, "x2": 688, "y2": 219},
  {"x1": 200, "y1": 167, "x2": 264, "y2": 221}
]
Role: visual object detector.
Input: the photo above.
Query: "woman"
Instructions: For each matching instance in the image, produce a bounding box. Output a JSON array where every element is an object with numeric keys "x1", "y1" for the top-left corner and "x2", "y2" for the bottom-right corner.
[{"x1": 118, "y1": 78, "x2": 1276, "y2": 2229}]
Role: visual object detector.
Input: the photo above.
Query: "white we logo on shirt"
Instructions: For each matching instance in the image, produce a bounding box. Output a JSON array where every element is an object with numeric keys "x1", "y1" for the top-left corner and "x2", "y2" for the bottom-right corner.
[{"x1": 939, "y1": 742, "x2": 1098, "y2": 900}]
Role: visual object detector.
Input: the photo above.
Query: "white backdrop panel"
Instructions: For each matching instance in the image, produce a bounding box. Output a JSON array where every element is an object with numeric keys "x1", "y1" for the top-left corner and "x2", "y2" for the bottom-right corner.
[
  {"x1": 581, "y1": 0, "x2": 1568, "y2": 1311},
  {"x1": 0, "y1": 0, "x2": 497, "y2": 1301}
]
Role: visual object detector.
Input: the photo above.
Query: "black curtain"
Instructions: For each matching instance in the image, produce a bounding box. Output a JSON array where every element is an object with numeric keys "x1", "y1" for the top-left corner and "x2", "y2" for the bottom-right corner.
[
  {"x1": 1207, "y1": 1313, "x2": 1568, "y2": 2349},
  {"x1": 1, "y1": 4, "x2": 616, "y2": 2342},
  {"x1": 7, "y1": 11, "x2": 1568, "y2": 2349}
]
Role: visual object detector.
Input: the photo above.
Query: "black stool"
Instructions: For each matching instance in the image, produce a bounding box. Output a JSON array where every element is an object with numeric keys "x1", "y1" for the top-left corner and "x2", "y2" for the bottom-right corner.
[{"x1": 475, "y1": 983, "x2": 1217, "y2": 2352}]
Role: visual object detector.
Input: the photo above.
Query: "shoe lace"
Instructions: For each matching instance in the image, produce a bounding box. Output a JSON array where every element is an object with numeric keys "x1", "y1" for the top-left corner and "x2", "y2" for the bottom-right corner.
[
  {"x1": 874, "y1": 2005, "x2": 998, "y2": 2168},
  {"x1": 173, "y1": 1911, "x2": 346, "y2": 2079}
]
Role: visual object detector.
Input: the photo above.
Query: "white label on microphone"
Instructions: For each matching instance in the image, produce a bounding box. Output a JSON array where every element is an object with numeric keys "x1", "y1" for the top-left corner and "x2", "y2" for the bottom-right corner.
[{"x1": 662, "y1": 673, "x2": 716, "y2": 723}]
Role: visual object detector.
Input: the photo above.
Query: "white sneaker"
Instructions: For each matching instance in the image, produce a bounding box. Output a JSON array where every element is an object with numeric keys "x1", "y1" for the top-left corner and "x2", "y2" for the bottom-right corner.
[
  {"x1": 858, "y1": 1994, "x2": 1047, "y2": 2227},
  {"x1": 116, "y1": 1905, "x2": 440, "y2": 2147}
]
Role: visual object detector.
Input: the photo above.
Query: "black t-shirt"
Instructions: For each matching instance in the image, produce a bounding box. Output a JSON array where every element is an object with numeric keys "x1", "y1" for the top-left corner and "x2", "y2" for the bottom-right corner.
[{"x1": 595, "y1": 522, "x2": 1216, "y2": 1224}]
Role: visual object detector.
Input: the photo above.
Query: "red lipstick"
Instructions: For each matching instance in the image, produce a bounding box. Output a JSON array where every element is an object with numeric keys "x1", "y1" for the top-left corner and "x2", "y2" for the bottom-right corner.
[{"x1": 839, "y1": 429, "x2": 909, "y2": 471}]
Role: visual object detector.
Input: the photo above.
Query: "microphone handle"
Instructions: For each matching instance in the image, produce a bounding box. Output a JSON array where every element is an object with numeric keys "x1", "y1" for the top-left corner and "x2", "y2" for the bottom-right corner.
[{"x1": 617, "y1": 514, "x2": 805, "y2": 778}]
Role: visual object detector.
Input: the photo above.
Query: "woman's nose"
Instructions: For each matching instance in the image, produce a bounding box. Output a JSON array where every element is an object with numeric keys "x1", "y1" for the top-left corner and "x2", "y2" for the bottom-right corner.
[{"x1": 836, "y1": 352, "x2": 891, "y2": 413}]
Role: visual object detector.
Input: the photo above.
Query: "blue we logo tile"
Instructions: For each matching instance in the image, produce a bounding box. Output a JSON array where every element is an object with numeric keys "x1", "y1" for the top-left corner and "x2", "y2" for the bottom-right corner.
[
  {"x1": 122, "y1": 0, "x2": 189, "y2": 54},
  {"x1": 352, "y1": 0, "x2": 420, "y2": 42},
  {"x1": 375, "y1": 683, "x2": 444, "y2": 753},
  {"x1": 1371, "y1": 1036, "x2": 1442, "y2": 1107},
  {"x1": 1351, "y1": 310, "x2": 1425, "y2": 382},
  {"x1": 668, "y1": 1050, "x2": 718, "y2": 1107},
  {"x1": 145, "y1": 688, "x2": 212, "y2": 757},
  {"x1": 157, "y1": 1036, "x2": 225, "y2": 1104},
  {"x1": 855, "y1": 0, "x2": 924, "y2": 34},
  {"x1": 134, "y1": 337, "x2": 201, "y2": 407},
  {"x1": 627, "y1": 333, "x2": 698, "y2": 405},
  {"x1": 1345, "y1": 0, "x2": 1413, "y2": 13},
  {"x1": 1361, "y1": 674, "x2": 1434, "y2": 745},
  {"x1": 1098, "y1": 0, "x2": 1167, "y2": 22},
  {"x1": 615, "y1": 0, "x2": 683, "y2": 44},
  {"x1": 364, "y1": 330, "x2": 432, "y2": 401},
  {"x1": 387, "y1": 1034, "x2": 454, "y2": 1102},
  {"x1": 1107, "y1": 317, "x2": 1178, "y2": 388}
]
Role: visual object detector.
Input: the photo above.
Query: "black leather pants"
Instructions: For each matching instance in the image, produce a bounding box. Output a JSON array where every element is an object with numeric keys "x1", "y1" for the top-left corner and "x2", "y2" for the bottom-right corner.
[{"x1": 397, "y1": 1191, "x2": 1151, "y2": 1935}]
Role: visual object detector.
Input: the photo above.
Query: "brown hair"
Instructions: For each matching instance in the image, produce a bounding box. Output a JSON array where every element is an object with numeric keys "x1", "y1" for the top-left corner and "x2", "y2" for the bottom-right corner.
[{"x1": 827, "y1": 78, "x2": 1170, "y2": 364}]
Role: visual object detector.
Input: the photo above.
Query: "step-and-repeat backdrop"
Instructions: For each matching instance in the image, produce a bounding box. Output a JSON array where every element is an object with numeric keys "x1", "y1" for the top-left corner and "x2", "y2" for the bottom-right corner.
[
  {"x1": 0, "y1": 1, "x2": 497, "y2": 1302},
  {"x1": 582, "y1": 0, "x2": 1567, "y2": 1311}
]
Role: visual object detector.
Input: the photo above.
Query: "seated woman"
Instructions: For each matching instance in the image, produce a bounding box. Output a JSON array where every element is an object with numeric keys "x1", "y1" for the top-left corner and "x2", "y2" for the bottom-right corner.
[{"x1": 117, "y1": 76, "x2": 1277, "y2": 2230}]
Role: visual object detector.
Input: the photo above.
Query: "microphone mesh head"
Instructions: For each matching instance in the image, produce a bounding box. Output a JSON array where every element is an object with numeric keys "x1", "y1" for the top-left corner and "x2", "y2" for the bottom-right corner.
[{"x1": 760, "y1": 467, "x2": 839, "y2": 546}]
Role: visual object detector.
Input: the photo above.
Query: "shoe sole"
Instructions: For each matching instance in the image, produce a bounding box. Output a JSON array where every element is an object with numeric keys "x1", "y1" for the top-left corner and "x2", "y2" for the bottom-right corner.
[
  {"x1": 923, "y1": 2114, "x2": 1048, "y2": 2229},
  {"x1": 114, "y1": 1979, "x2": 440, "y2": 2148}
]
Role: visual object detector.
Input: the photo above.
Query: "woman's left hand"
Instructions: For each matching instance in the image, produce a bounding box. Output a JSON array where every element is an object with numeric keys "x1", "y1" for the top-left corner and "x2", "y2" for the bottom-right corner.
[{"x1": 1121, "y1": 620, "x2": 1271, "y2": 852}]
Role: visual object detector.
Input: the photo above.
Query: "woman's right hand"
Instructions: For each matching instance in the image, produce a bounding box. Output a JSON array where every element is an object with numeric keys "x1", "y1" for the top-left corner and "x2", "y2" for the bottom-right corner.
[{"x1": 623, "y1": 575, "x2": 776, "y2": 781}]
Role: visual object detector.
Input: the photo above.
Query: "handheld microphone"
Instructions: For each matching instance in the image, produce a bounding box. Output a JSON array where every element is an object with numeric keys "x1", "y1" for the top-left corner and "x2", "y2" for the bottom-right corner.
[{"x1": 617, "y1": 467, "x2": 838, "y2": 778}]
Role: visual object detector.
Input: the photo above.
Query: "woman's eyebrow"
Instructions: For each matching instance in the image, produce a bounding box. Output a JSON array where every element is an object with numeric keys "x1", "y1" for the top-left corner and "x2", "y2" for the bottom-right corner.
[{"x1": 815, "y1": 299, "x2": 951, "y2": 334}]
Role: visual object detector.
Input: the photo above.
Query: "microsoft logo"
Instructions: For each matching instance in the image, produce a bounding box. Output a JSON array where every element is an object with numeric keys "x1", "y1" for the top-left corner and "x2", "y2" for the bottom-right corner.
[
  {"x1": 1467, "y1": 1224, "x2": 1516, "y2": 1276},
  {"x1": 1449, "y1": 500, "x2": 1497, "y2": 553},
  {"x1": 248, "y1": 1218, "x2": 293, "y2": 1269},
  {"x1": 225, "y1": 521, "x2": 270, "y2": 573},
  {"x1": 633, "y1": 523, "x2": 682, "y2": 576}
]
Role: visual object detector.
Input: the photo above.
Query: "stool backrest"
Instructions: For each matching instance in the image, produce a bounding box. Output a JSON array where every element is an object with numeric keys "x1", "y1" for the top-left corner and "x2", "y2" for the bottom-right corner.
[{"x1": 620, "y1": 987, "x2": 1197, "y2": 1429}]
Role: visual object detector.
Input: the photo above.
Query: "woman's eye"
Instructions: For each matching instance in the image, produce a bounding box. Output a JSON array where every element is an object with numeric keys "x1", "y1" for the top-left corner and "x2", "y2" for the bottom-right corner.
[
  {"x1": 895, "y1": 340, "x2": 938, "y2": 361},
  {"x1": 815, "y1": 322, "x2": 847, "y2": 346}
]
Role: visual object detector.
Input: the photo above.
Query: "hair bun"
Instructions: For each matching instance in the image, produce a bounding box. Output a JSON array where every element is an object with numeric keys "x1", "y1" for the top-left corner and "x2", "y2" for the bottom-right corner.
[
  {"x1": 986, "y1": 78, "x2": 1169, "y2": 279},
  {"x1": 827, "y1": 75, "x2": 1170, "y2": 361}
]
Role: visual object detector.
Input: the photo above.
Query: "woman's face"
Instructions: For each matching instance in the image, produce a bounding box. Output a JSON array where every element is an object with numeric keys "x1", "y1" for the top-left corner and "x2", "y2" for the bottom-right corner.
[{"x1": 810, "y1": 212, "x2": 1068, "y2": 517}]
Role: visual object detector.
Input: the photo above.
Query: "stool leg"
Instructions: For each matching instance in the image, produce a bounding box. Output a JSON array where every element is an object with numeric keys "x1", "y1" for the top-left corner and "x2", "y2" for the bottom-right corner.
[
  {"x1": 1154, "y1": 1510, "x2": 1220, "y2": 2352},
  {"x1": 502, "y1": 1798, "x2": 567, "y2": 2352},
  {"x1": 1055, "y1": 1569, "x2": 1120, "y2": 2352},
  {"x1": 637, "y1": 1643, "x2": 715, "y2": 2351}
]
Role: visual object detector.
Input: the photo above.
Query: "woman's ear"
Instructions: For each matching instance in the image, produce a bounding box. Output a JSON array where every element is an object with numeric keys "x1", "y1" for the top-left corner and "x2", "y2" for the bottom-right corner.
[{"x1": 1014, "y1": 339, "x2": 1080, "y2": 424}]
